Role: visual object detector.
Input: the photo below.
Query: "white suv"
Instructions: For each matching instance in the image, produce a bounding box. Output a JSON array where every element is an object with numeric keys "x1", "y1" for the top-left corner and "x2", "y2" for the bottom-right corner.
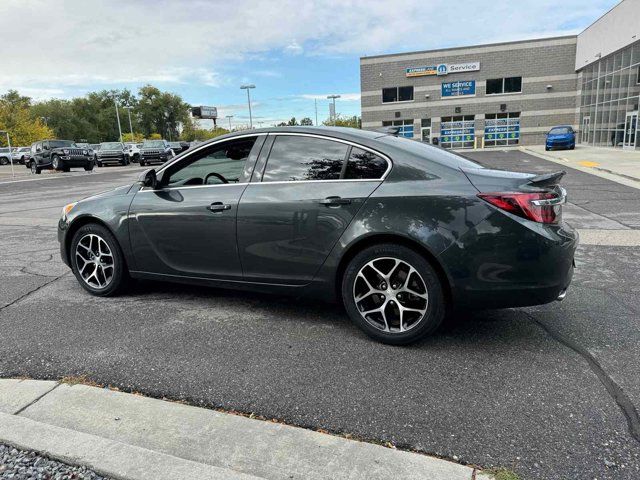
[{"x1": 125, "y1": 143, "x2": 143, "y2": 163}]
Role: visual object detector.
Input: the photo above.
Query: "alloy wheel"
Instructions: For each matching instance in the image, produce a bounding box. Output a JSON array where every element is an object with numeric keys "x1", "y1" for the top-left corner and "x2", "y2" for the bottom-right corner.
[
  {"x1": 353, "y1": 257, "x2": 429, "y2": 333},
  {"x1": 74, "y1": 233, "x2": 115, "y2": 289}
]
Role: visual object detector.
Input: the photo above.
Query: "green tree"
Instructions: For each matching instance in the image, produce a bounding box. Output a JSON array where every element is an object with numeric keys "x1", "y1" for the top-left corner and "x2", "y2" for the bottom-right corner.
[
  {"x1": 300, "y1": 117, "x2": 313, "y2": 126},
  {"x1": 322, "y1": 115, "x2": 361, "y2": 129},
  {"x1": 287, "y1": 117, "x2": 299, "y2": 126},
  {"x1": 136, "y1": 85, "x2": 191, "y2": 140},
  {"x1": 0, "y1": 91, "x2": 53, "y2": 146}
]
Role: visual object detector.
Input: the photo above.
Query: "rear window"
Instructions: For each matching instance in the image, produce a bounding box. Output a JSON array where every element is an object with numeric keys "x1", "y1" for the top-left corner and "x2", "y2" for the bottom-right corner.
[
  {"x1": 378, "y1": 135, "x2": 483, "y2": 169},
  {"x1": 262, "y1": 135, "x2": 348, "y2": 182}
]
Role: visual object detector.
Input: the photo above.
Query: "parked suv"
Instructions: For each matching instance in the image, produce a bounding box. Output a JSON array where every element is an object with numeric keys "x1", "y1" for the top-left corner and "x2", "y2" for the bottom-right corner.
[
  {"x1": 13, "y1": 147, "x2": 31, "y2": 165},
  {"x1": 0, "y1": 148, "x2": 12, "y2": 165},
  {"x1": 96, "y1": 142, "x2": 130, "y2": 167},
  {"x1": 139, "y1": 140, "x2": 174, "y2": 166},
  {"x1": 29, "y1": 139, "x2": 94, "y2": 174},
  {"x1": 125, "y1": 143, "x2": 143, "y2": 163}
]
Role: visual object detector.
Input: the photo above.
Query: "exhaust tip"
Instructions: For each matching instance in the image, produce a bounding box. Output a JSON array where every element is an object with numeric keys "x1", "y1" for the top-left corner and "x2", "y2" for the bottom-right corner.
[{"x1": 557, "y1": 289, "x2": 567, "y2": 301}]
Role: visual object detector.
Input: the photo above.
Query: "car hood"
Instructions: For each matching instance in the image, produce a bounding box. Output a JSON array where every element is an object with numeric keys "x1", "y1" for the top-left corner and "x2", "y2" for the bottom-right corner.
[{"x1": 80, "y1": 184, "x2": 135, "y2": 203}]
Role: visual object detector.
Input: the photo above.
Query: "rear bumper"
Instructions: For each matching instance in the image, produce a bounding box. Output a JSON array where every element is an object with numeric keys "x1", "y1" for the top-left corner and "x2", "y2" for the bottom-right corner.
[{"x1": 442, "y1": 213, "x2": 578, "y2": 310}]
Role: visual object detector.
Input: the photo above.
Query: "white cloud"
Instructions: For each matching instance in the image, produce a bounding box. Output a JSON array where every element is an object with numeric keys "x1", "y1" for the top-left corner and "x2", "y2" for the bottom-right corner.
[
  {"x1": 0, "y1": 0, "x2": 614, "y2": 97},
  {"x1": 299, "y1": 93, "x2": 361, "y2": 102},
  {"x1": 283, "y1": 40, "x2": 304, "y2": 56}
]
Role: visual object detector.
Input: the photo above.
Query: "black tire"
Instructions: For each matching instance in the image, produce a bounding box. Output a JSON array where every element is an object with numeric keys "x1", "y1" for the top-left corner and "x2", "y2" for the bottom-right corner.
[
  {"x1": 52, "y1": 155, "x2": 63, "y2": 171},
  {"x1": 0, "y1": 157, "x2": 8, "y2": 165},
  {"x1": 70, "y1": 223, "x2": 129, "y2": 297},
  {"x1": 139, "y1": 160, "x2": 146, "y2": 166},
  {"x1": 341, "y1": 243, "x2": 446, "y2": 345},
  {"x1": 84, "y1": 161, "x2": 94, "y2": 172},
  {"x1": 30, "y1": 161, "x2": 41, "y2": 174},
  {"x1": 545, "y1": 147, "x2": 550, "y2": 151},
  {"x1": 97, "y1": 161, "x2": 102, "y2": 167},
  {"x1": 133, "y1": 153, "x2": 139, "y2": 163}
]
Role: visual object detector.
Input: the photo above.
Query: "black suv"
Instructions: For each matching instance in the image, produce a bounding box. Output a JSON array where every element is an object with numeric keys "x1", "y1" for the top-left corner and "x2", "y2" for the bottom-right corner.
[
  {"x1": 29, "y1": 140, "x2": 94, "y2": 174},
  {"x1": 96, "y1": 142, "x2": 130, "y2": 167},
  {"x1": 139, "y1": 140, "x2": 174, "y2": 166}
]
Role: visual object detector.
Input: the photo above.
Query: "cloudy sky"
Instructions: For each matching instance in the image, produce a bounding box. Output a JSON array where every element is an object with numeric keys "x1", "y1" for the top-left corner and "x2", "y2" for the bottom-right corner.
[{"x1": 1, "y1": 0, "x2": 617, "y2": 127}]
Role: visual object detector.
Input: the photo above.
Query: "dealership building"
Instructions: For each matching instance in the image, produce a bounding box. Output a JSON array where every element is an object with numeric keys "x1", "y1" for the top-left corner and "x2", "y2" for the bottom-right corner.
[{"x1": 360, "y1": 0, "x2": 640, "y2": 150}]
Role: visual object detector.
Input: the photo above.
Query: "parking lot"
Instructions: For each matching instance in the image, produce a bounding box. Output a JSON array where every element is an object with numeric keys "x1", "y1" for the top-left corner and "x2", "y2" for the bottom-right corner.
[{"x1": 1, "y1": 151, "x2": 639, "y2": 480}]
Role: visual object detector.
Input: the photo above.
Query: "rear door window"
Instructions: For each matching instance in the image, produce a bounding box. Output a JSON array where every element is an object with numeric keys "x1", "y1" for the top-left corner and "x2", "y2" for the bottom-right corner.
[{"x1": 262, "y1": 135, "x2": 349, "y2": 182}]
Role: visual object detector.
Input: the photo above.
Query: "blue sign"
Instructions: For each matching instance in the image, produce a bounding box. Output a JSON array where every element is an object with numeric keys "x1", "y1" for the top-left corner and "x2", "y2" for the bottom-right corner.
[
  {"x1": 437, "y1": 64, "x2": 448, "y2": 76},
  {"x1": 441, "y1": 80, "x2": 476, "y2": 97}
]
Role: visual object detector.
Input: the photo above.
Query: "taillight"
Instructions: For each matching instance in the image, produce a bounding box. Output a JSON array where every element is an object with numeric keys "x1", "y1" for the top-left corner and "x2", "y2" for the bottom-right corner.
[{"x1": 478, "y1": 189, "x2": 565, "y2": 224}]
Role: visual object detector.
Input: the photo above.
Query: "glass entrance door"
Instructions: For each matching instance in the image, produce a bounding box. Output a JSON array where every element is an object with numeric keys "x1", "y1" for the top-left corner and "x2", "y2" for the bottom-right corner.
[
  {"x1": 421, "y1": 127, "x2": 431, "y2": 143},
  {"x1": 581, "y1": 116, "x2": 590, "y2": 144},
  {"x1": 623, "y1": 112, "x2": 637, "y2": 149}
]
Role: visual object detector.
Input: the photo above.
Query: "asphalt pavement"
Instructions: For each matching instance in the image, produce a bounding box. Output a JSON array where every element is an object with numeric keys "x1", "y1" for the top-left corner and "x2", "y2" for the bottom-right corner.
[{"x1": 0, "y1": 153, "x2": 639, "y2": 480}]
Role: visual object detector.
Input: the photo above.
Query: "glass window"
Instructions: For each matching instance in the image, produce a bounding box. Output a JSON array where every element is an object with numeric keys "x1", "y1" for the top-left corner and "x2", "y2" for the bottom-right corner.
[
  {"x1": 165, "y1": 137, "x2": 257, "y2": 187},
  {"x1": 262, "y1": 135, "x2": 348, "y2": 182},
  {"x1": 398, "y1": 86, "x2": 414, "y2": 101},
  {"x1": 486, "y1": 78, "x2": 503, "y2": 95},
  {"x1": 382, "y1": 86, "x2": 413, "y2": 103},
  {"x1": 344, "y1": 147, "x2": 388, "y2": 180},
  {"x1": 382, "y1": 88, "x2": 398, "y2": 103},
  {"x1": 504, "y1": 77, "x2": 522, "y2": 93}
]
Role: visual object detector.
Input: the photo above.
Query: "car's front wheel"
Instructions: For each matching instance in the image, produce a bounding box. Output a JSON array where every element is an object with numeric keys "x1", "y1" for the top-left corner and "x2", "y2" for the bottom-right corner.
[
  {"x1": 342, "y1": 243, "x2": 445, "y2": 345},
  {"x1": 70, "y1": 223, "x2": 128, "y2": 296},
  {"x1": 30, "y1": 161, "x2": 41, "y2": 174}
]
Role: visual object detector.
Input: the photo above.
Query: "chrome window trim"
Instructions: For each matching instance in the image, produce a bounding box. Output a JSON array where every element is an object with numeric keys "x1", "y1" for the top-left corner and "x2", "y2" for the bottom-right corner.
[
  {"x1": 263, "y1": 132, "x2": 393, "y2": 181},
  {"x1": 138, "y1": 178, "x2": 382, "y2": 193}
]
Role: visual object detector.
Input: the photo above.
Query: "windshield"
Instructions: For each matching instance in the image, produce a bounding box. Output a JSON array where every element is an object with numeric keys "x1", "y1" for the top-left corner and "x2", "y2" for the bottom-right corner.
[
  {"x1": 50, "y1": 140, "x2": 76, "y2": 148},
  {"x1": 549, "y1": 127, "x2": 571, "y2": 135},
  {"x1": 143, "y1": 141, "x2": 165, "y2": 148},
  {"x1": 101, "y1": 142, "x2": 123, "y2": 149}
]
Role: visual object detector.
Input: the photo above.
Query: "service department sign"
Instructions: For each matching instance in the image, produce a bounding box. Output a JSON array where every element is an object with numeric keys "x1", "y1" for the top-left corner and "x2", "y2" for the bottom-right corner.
[
  {"x1": 441, "y1": 80, "x2": 476, "y2": 97},
  {"x1": 406, "y1": 62, "x2": 480, "y2": 77}
]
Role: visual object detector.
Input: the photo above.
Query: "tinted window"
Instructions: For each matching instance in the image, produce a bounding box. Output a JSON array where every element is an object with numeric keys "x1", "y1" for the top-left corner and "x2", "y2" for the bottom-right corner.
[
  {"x1": 344, "y1": 147, "x2": 388, "y2": 180},
  {"x1": 263, "y1": 136, "x2": 348, "y2": 182},
  {"x1": 382, "y1": 87, "x2": 398, "y2": 103},
  {"x1": 486, "y1": 78, "x2": 503, "y2": 95},
  {"x1": 504, "y1": 76, "x2": 522, "y2": 93},
  {"x1": 165, "y1": 137, "x2": 256, "y2": 187},
  {"x1": 398, "y1": 86, "x2": 414, "y2": 101}
]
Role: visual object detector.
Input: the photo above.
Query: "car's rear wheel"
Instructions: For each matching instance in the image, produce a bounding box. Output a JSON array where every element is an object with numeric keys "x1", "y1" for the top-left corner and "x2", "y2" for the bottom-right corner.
[
  {"x1": 70, "y1": 223, "x2": 128, "y2": 296},
  {"x1": 342, "y1": 243, "x2": 445, "y2": 345},
  {"x1": 30, "y1": 161, "x2": 41, "y2": 174},
  {"x1": 0, "y1": 157, "x2": 9, "y2": 165}
]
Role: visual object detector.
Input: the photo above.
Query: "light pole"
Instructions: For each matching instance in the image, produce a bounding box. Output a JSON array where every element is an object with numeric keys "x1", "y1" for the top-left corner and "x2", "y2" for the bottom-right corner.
[
  {"x1": 114, "y1": 100, "x2": 123, "y2": 142},
  {"x1": 226, "y1": 115, "x2": 233, "y2": 131},
  {"x1": 327, "y1": 95, "x2": 341, "y2": 126},
  {"x1": 124, "y1": 106, "x2": 135, "y2": 142},
  {"x1": 0, "y1": 130, "x2": 14, "y2": 178},
  {"x1": 314, "y1": 99, "x2": 318, "y2": 126},
  {"x1": 240, "y1": 84, "x2": 255, "y2": 129}
]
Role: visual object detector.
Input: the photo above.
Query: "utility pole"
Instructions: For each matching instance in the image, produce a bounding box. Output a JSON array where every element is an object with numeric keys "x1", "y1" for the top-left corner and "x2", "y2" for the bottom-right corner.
[
  {"x1": 314, "y1": 99, "x2": 318, "y2": 126},
  {"x1": 114, "y1": 101, "x2": 123, "y2": 142},
  {"x1": 0, "y1": 130, "x2": 14, "y2": 178},
  {"x1": 226, "y1": 115, "x2": 233, "y2": 131},
  {"x1": 124, "y1": 106, "x2": 134, "y2": 142},
  {"x1": 240, "y1": 84, "x2": 255, "y2": 128},
  {"x1": 326, "y1": 95, "x2": 340, "y2": 126}
]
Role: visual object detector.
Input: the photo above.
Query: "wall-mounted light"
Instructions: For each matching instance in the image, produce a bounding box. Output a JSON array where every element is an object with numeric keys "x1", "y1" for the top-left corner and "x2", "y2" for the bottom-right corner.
[
  {"x1": 424, "y1": 94, "x2": 430, "y2": 99},
  {"x1": 546, "y1": 84, "x2": 553, "y2": 90}
]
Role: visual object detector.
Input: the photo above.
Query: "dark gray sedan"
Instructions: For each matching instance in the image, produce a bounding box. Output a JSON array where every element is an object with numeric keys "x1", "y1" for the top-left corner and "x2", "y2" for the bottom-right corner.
[{"x1": 58, "y1": 127, "x2": 577, "y2": 344}]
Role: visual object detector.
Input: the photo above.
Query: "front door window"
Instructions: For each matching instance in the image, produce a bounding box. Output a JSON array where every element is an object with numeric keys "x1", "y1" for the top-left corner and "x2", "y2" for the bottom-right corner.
[{"x1": 623, "y1": 112, "x2": 638, "y2": 149}]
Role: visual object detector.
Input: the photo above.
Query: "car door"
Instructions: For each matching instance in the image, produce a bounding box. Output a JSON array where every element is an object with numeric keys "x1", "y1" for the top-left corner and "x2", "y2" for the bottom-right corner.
[
  {"x1": 128, "y1": 135, "x2": 265, "y2": 280},
  {"x1": 237, "y1": 134, "x2": 390, "y2": 285},
  {"x1": 40, "y1": 141, "x2": 50, "y2": 165}
]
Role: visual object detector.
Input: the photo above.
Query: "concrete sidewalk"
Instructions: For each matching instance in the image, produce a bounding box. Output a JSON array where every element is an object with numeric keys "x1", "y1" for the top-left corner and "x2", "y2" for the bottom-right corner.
[
  {"x1": 521, "y1": 144, "x2": 640, "y2": 189},
  {"x1": 0, "y1": 379, "x2": 491, "y2": 480}
]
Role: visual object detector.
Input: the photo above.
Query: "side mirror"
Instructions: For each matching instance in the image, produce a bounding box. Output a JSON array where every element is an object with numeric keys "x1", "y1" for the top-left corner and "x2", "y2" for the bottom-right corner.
[{"x1": 137, "y1": 169, "x2": 157, "y2": 189}]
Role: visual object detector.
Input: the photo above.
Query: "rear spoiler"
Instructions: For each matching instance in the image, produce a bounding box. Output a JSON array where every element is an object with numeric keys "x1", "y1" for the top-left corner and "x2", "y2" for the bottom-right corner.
[
  {"x1": 374, "y1": 126, "x2": 401, "y2": 136},
  {"x1": 526, "y1": 171, "x2": 566, "y2": 187}
]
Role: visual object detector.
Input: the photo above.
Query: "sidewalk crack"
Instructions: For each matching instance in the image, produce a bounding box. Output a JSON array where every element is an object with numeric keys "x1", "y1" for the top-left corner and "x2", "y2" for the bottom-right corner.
[
  {"x1": 13, "y1": 382, "x2": 60, "y2": 416},
  {"x1": 527, "y1": 312, "x2": 640, "y2": 443}
]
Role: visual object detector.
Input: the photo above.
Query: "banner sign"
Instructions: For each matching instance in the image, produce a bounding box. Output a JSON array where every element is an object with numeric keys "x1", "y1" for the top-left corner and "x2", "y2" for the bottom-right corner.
[
  {"x1": 441, "y1": 80, "x2": 476, "y2": 97},
  {"x1": 440, "y1": 120, "x2": 475, "y2": 143},
  {"x1": 406, "y1": 62, "x2": 480, "y2": 77},
  {"x1": 485, "y1": 118, "x2": 521, "y2": 140}
]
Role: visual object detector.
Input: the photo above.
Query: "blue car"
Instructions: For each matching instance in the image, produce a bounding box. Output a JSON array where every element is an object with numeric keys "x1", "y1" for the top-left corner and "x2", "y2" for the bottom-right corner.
[{"x1": 545, "y1": 125, "x2": 576, "y2": 151}]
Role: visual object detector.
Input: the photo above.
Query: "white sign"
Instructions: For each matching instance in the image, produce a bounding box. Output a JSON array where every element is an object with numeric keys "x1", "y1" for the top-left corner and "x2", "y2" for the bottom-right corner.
[{"x1": 446, "y1": 62, "x2": 480, "y2": 74}]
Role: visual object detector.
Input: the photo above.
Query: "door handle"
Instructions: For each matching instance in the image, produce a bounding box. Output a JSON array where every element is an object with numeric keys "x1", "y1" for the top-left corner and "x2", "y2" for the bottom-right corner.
[
  {"x1": 207, "y1": 202, "x2": 231, "y2": 212},
  {"x1": 319, "y1": 196, "x2": 352, "y2": 206}
]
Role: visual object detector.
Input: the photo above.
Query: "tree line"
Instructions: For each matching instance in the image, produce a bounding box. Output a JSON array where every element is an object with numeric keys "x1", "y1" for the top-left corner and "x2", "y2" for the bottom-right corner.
[{"x1": 0, "y1": 86, "x2": 361, "y2": 148}]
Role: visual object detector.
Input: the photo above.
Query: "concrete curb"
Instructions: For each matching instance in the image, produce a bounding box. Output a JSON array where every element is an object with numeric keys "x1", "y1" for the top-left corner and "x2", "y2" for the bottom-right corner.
[{"x1": 0, "y1": 379, "x2": 489, "y2": 480}]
